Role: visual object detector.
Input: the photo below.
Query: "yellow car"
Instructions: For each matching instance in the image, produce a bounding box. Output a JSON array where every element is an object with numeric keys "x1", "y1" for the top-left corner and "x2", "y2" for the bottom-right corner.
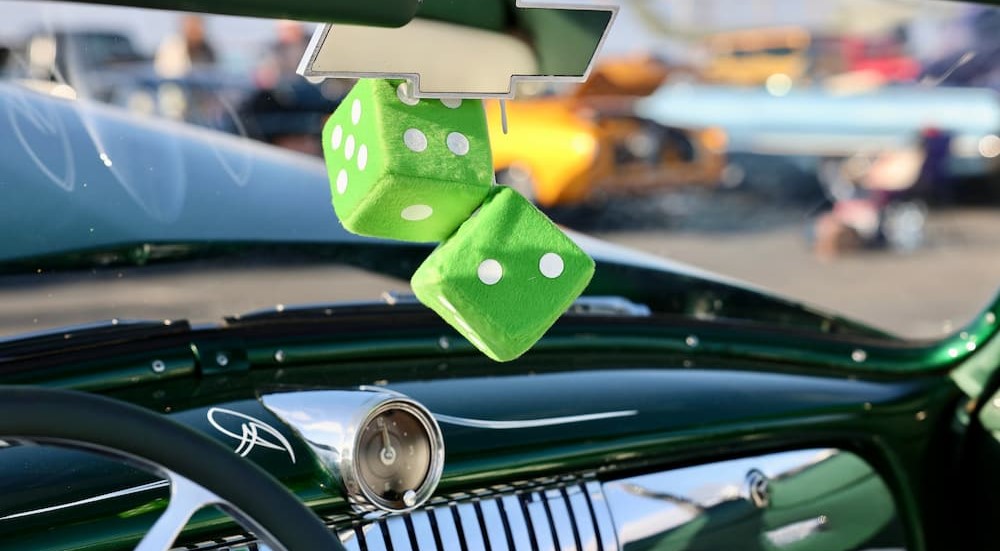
[
  {"x1": 487, "y1": 58, "x2": 727, "y2": 208},
  {"x1": 701, "y1": 26, "x2": 812, "y2": 87}
]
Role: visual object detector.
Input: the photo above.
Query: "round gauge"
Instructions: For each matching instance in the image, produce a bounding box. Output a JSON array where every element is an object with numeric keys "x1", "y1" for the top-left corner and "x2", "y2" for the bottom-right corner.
[{"x1": 354, "y1": 400, "x2": 443, "y2": 511}]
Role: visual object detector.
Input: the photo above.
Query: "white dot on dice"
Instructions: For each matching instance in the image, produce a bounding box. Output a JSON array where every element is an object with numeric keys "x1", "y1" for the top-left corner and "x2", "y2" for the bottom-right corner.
[
  {"x1": 330, "y1": 125, "x2": 343, "y2": 150},
  {"x1": 352, "y1": 99, "x2": 362, "y2": 125},
  {"x1": 345, "y1": 135, "x2": 356, "y2": 160},
  {"x1": 478, "y1": 259, "x2": 503, "y2": 285},
  {"x1": 447, "y1": 132, "x2": 470, "y2": 156},
  {"x1": 404, "y1": 129, "x2": 428, "y2": 152},
  {"x1": 397, "y1": 82, "x2": 420, "y2": 106},
  {"x1": 336, "y1": 170, "x2": 348, "y2": 195},
  {"x1": 441, "y1": 98, "x2": 462, "y2": 109},
  {"x1": 401, "y1": 205, "x2": 433, "y2": 221},
  {"x1": 357, "y1": 145, "x2": 368, "y2": 171},
  {"x1": 539, "y1": 253, "x2": 565, "y2": 279}
]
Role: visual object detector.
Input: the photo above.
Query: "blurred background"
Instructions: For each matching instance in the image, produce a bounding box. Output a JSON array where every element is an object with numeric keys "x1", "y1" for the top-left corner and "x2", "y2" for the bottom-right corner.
[{"x1": 0, "y1": 0, "x2": 998, "y2": 339}]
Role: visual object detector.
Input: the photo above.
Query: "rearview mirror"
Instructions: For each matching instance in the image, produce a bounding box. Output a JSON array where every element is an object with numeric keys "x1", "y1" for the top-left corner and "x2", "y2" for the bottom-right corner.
[{"x1": 298, "y1": 2, "x2": 617, "y2": 99}]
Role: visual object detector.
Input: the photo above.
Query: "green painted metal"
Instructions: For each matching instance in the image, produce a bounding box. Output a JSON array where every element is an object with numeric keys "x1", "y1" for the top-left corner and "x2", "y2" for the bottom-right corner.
[
  {"x1": 0, "y1": 348, "x2": 965, "y2": 550},
  {"x1": 2, "y1": 290, "x2": 997, "y2": 391}
]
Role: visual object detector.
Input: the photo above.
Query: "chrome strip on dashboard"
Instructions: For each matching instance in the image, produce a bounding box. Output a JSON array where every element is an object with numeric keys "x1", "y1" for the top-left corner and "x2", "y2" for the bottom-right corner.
[
  {"x1": 603, "y1": 448, "x2": 908, "y2": 551},
  {"x1": 356, "y1": 385, "x2": 639, "y2": 430},
  {"x1": 0, "y1": 480, "x2": 169, "y2": 521},
  {"x1": 433, "y1": 410, "x2": 638, "y2": 429}
]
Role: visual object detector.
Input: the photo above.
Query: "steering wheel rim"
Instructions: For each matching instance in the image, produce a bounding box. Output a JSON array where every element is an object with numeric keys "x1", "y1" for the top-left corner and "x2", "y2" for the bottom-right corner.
[{"x1": 0, "y1": 386, "x2": 344, "y2": 551}]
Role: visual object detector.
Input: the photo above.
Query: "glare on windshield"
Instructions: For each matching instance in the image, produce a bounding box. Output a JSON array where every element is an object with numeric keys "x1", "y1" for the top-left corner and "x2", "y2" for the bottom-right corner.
[{"x1": 0, "y1": 0, "x2": 997, "y2": 340}]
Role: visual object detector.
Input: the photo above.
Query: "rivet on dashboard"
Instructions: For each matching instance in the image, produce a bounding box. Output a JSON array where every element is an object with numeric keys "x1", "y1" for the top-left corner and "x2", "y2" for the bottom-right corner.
[
  {"x1": 915, "y1": 411, "x2": 928, "y2": 422},
  {"x1": 438, "y1": 336, "x2": 451, "y2": 350},
  {"x1": 151, "y1": 360, "x2": 166, "y2": 373},
  {"x1": 685, "y1": 336, "x2": 700, "y2": 348},
  {"x1": 274, "y1": 350, "x2": 287, "y2": 363},
  {"x1": 851, "y1": 349, "x2": 867, "y2": 363},
  {"x1": 986, "y1": 312, "x2": 996, "y2": 325},
  {"x1": 215, "y1": 352, "x2": 230, "y2": 367}
]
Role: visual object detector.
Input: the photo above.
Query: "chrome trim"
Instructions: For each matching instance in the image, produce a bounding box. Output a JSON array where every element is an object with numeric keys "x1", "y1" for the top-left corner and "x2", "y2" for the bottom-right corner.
[
  {"x1": 183, "y1": 478, "x2": 614, "y2": 551},
  {"x1": 434, "y1": 410, "x2": 638, "y2": 430},
  {"x1": 359, "y1": 385, "x2": 639, "y2": 428},
  {"x1": 604, "y1": 449, "x2": 907, "y2": 551},
  {"x1": 332, "y1": 480, "x2": 611, "y2": 551},
  {"x1": 568, "y1": 297, "x2": 652, "y2": 317},
  {"x1": 765, "y1": 515, "x2": 829, "y2": 547},
  {"x1": 0, "y1": 480, "x2": 170, "y2": 521},
  {"x1": 261, "y1": 390, "x2": 445, "y2": 514},
  {"x1": 297, "y1": 1, "x2": 620, "y2": 100}
]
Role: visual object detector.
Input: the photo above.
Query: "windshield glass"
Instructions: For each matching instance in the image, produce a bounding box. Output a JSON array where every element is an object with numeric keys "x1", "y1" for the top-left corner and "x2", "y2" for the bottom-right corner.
[{"x1": 0, "y1": 0, "x2": 997, "y2": 340}]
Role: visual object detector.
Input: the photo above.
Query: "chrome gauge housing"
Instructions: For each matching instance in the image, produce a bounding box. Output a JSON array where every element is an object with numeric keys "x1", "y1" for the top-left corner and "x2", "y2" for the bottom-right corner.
[{"x1": 261, "y1": 390, "x2": 444, "y2": 513}]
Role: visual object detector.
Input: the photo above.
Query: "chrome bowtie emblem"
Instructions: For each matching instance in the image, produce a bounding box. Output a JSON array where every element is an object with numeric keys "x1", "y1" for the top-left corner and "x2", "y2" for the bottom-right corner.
[
  {"x1": 207, "y1": 407, "x2": 296, "y2": 464},
  {"x1": 745, "y1": 469, "x2": 770, "y2": 509}
]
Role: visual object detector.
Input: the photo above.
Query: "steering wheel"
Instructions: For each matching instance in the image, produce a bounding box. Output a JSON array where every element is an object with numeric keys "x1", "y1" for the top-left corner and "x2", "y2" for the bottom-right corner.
[{"x1": 0, "y1": 386, "x2": 346, "y2": 551}]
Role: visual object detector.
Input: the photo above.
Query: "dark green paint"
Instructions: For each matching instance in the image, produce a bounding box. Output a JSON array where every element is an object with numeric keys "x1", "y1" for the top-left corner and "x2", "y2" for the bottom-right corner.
[{"x1": 0, "y1": 350, "x2": 965, "y2": 550}]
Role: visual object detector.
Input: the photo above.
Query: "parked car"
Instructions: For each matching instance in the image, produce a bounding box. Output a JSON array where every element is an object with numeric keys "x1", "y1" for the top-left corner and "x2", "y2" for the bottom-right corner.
[
  {"x1": 638, "y1": 82, "x2": 1000, "y2": 198},
  {"x1": 0, "y1": 2, "x2": 999, "y2": 551},
  {"x1": 489, "y1": 57, "x2": 726, "y2": 208},
  {"x1": 701, "y1": 26, "x2": 812, "y2": 88}
]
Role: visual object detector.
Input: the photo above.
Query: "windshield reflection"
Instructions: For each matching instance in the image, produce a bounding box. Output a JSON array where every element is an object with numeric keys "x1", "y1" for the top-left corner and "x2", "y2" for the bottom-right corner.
[{"x1": 0, "y1": 0, "x2": 997, "y2": 340}]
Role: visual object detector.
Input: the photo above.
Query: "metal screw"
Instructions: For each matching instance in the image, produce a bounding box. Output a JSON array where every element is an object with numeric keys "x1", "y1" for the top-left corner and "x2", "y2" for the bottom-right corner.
[
  {"x1": 273, "y1": 350, "x2": 286, "y2": 363},
  {"x1": 151, "y1": 360, "x2": 166, "y2": 373},
  {"x1": 403, "y1": 490, "x2": 418, "y2": 507},
  {"x1": 915, "y1": 411, "x2": 927, "y2": 422},
  {"x1": 851, "y1": 349, "x2": 867, "y2": 363},
  {"x1": 685, "y1": 336, "x2": 700, "y2": 348},
  {"x1": 215, "y1": 352, "x2": 230, "y2": 367},
  {"x1": 438, "y1": 336, "x2": 451, "y2": 350}
]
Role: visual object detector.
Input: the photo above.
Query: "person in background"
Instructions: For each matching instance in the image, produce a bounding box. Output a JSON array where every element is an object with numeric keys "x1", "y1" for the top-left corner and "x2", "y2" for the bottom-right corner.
[
  {"x1": 237, "y1": 20, "x2": 350, "y2": 156},
  {"x1": 253, "y1": 20, "x2": 310, "y2": 90},
  {"x1": 0, "y1": 44, "x2": 9, "y2": 76},
  {"x1": 155, "y1": 14, "x2": 217, "y2": 78}
]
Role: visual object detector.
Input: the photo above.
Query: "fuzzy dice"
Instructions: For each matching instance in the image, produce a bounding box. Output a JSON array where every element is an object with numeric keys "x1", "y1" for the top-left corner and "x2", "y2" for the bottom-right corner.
[
  {"x1": 412, "y1": 187, "x2": 595, "y2": 362},
  {"x1": 322, "y1": 79, "x2": 494, "y2": 242}
]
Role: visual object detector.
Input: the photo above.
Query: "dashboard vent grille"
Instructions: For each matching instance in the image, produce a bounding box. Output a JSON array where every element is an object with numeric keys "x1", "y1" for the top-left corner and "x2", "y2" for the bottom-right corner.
[
  {"x1": 341, "y1": 480, "x2": 616, "y2": 551},
  {"x1": 176, "y1": 479, "x2": 617, "y2": 551}
]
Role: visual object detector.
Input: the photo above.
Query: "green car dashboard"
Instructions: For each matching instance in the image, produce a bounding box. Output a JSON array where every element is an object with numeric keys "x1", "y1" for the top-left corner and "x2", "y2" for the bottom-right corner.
[{"x1": 1, "y1": 0, "x2": 999, "y2": 550}]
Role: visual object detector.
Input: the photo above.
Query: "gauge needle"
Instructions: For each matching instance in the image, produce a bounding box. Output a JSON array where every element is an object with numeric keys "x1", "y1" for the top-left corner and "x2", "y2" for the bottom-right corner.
[{"x1": 378, "y1": 418, "x2": 396, "y2": 465}]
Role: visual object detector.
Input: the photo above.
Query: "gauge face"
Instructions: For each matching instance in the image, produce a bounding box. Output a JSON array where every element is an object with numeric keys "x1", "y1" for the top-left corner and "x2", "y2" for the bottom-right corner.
[{"x1": 356, "y1": 405, "x2": 435, "y2": 510}]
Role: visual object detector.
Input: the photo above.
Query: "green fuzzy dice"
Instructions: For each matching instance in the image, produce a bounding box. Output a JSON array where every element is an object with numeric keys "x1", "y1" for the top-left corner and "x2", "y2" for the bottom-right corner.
[
  {"x1": 412, "y1": 187, "x2": 596, "y2": 362},
  {"x1": 323, "y1": 79, "x2": 494, "y2": 242}
]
